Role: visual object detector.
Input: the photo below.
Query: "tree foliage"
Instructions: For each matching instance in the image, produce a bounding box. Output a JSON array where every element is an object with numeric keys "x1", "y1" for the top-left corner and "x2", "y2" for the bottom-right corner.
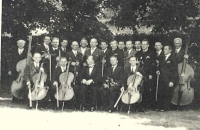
[
  {"x1": 2, "y1": 0, "x2": 113, "y2": 42},
  {"x1": 103, "y1": 0, "x2": 199, "y2": 34}
]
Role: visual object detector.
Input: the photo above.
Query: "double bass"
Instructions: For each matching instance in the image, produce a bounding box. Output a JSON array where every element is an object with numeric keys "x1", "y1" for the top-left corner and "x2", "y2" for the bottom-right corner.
[
  {"x1": 54, "y1": 61, "x2": 74, "y2": 110},
  {"x1": 11, "y1": 35, "x2": 32, "y2": 99},
  {"x1": 28, "y1": 63, "x2": 49, "y2": 109},
  {"x1": 171, "y1": 43, "x2": 195, "y2": 107}
]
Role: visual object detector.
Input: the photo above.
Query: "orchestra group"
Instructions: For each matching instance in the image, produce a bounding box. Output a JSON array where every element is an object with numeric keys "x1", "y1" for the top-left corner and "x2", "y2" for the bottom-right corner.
[{"x1": 7, "y1": 35, "x2": 195, "y2": 113}]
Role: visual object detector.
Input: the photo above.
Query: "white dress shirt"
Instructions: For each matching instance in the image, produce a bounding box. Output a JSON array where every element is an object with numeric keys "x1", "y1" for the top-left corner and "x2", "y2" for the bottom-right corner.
[
  {"x1": 18, "y1": 48, "x2": 24, "y2": 55},
  {"x1": 112, "y1": 64, "x2": 117, "y2": 72},
  {"x1": 61, "y1": 66, "x2": 66, "y2": 72},
  {"x1": 44, "y1": 43, "x2": 49, "y2": 51},
  {"x1": 131, "y1": 65, "x2": 136, "y2": 72},
  {"x1": 165, "y1": 53, "x2": 171, "y2": 61},
  {"x1": 91, "y1": 47, "x2": 96, "y2": 55},
  {"x1": 81, "y1": 47, "x2": 87, "y2": 55},
  {"x1": 89, "y1": 64, "x2": 95, "y2": 75},
  {"x1": 72, "y1": 50, "x2": 78, "y2": 56},
  {"x1": 175, "y1": 47, "x2": 181, "y2": 53},
  {"x1": 34, "y1": 62, "x2": 40, "y2": 68}
]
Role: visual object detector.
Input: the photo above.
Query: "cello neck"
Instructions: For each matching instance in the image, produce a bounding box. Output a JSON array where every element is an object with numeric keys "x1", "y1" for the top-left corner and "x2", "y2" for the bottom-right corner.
[
  {"x1": 181, "y1": 42, "x2": 189, "y2": 74},
  {"x1": 131, "y1": 63, "x2": 140, "y2": 83},
  {"x1": 27, "y1": 35, "x2": 32, "y2": 65}
]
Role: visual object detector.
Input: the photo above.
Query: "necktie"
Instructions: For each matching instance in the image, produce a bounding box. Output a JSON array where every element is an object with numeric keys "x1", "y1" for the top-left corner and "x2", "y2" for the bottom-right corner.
[
  {"x1": 19, "y1": 50, "x2": 22, "y2": 55},
  {"x1": 62, "y1": 67, "x2": 66, "y2": 72},
  {"x1": 112, "y1": 66, "x2": 115, "y2": 72}
]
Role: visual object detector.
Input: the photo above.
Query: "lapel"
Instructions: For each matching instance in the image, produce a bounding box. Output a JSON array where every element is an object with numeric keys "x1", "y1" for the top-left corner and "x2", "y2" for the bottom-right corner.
[
  {"x1": 91, "y1": 48, "x2": 97, "y2": 56},
  {"x1": 112, "y1": 65, "x2": 118, "y2": 76},
  {"x1": 91, "y1": 65, "x2": 96, "y2": 76},
  {"x1": 70, "y1": 51, "x2": 76, "y2": 59}
]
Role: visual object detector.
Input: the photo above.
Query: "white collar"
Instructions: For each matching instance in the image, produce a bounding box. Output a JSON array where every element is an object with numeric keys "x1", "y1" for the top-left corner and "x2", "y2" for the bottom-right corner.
[
  {"x1": 128, "y1": 48, "x2": 132, "y2": 53},
  {"x1": 52, "y1": 47, "x2": 58, "y2": 50},
  {"x1": 34, "y1": 62, "x2": 40, "y2": 66},
  {"x1": 81, "y1": 47, "x2": 86, "y2": 50},
  {"x1": 18, "y1": 48, "x2": 24, "y2": 50},
  {"x1": 176, "y1": 47, "x2": 181, "y2": 53},
  {"x1": 143, "y1": 49, "x2": 148, "y2": 52},
  {"x1": 91, "y1": 47, "x2": 97, "y2": 50},
  {"x1": 136, "y1": 48, "x2": 141, "y2": 51},
  {"x1": 157, "y1": 50, "x2": 162, "y2": 55},
  {"x1": 72, "y1": 50, "x2": 77, "y2": 53},
  {"x1": 89, "y1": 64, "x2": 95, "y2": 68},
  {"x1": 112, "y1": 64, "x2": 117, "y2": 68},
  {"x1": 165, "y1": 53, "x2": 171, "y2": 60},
  {"x1": 103, "y1": 48, "x2": 107, "y2": 52}
]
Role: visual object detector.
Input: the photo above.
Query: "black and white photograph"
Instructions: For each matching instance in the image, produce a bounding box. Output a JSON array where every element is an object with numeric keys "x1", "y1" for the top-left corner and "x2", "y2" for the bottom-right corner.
[{"x1": 1, "y1": 0, "x2": 200, "y2": 130}]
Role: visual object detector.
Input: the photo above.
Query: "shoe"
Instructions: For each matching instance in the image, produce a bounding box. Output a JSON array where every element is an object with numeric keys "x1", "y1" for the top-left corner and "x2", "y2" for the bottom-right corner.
[
  {"x1": 108, "y1": 110, "x2": 112, "y2": 113},
  {"x1": 160, "y1": 109, "x2": 165, "y2": 112},
  {"x1": 26, "y1": 107, "x2": 34, "y2": 110},
  {"x1": 91, "y1": 107, "x2": 94, "y2": 112},
  {"x1": 138, "y1": 109, "x2": 146, "y2": 112},
  {"x1": 81, "y1": 107, "x2": 85, "y2": 112},
  {"x1": 155, "y1": 108, "x2": 159, "y2": 111}
]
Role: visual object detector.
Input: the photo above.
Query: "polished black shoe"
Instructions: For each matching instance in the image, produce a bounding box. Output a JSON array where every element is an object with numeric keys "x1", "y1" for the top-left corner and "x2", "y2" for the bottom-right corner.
[
  {"x1": 90, "y1": 107, "x2": 94, "y2": 112},
  {"x1": 138, "y1": 109, "x2": 146, "y2": 112},
  {"x1": 81, "y1": 107, "x2": 85, "y2": 112}
]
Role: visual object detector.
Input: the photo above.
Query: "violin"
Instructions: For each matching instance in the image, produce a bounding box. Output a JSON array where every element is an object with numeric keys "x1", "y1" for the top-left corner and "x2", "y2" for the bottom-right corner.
[
  {"x1": 54, "y1": 61, "x2": 74, "y2": 110},
  {"x1": 11, "y1": 35, "x2": 32, "y2": 99},
  {"x1": 28, "y1": 63, "x2": 49, "y2": 108},
  {"x1": 171, "y1": 42, "x2": 195, "y2": 106}
]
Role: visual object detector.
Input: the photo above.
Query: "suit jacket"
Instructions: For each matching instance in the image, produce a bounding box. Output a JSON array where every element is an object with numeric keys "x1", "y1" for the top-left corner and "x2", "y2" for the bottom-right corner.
[
  {"x1": 80, "y1": 65, "x2": 101, "y2": 84},
  {"x1": 103, "y1": 65, "x2": 124, "y2": 87},
  {"x1": 157, "y1": 53, "x2": 178, "y2": 85},
  {"x1": 24, "y1": 62, "x2": 47, "y2": 83},
  {"x1": 52, "y1": 66, "x2": 73, "y2": 83},
  {"x1": 77, "y1": 47, "x2": 90, "y2": 56},
  {"x1": 49, "y1": 47, "x2": 59, "y2": 69},
  {"x1": 101, "y1": 48, "x2": 112, "y2": 67},
  {"x1": 66, "y1": 51, "x2": 84, "y2": 78},
  {"x1": 35, "y1": 43, "x2": 50, "y2": 55},
  {"x1": 85, "y1": 48, "x2": 102, "y2": 66},
  {"x1": 124, "y1": 65, "x2": 147, "y2": 89},
  {"x1": 173, "y1": 47, "x2": 185, "y2": 64},
  {"x1": 8, "y1": 47, "x2": 28, "y2": 79},
  {"x1": 124, "y1": 49, "x2": 137, "y2": 67},
  {"x1": 135, "y1": 49, "x2": 156, "y2": 76},
  {"x1": 110, "y1": 48, "x2": 124, "y2": 67}
]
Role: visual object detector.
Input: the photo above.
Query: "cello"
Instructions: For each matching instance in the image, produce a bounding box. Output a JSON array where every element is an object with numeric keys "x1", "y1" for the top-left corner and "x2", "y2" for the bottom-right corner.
[
  {"x1": 11, "y1": 35, "x2": 32, "y2": 99},
  {"x1": 171, "y1": 42, "x2": 195, "y2": 107},
  {"x1": 28, "y1": 63, "x2": 49, "y2": 109},
  {"x1": 121, "y1": 62, "x2": 143, "y2": 114},
  {"x1": 54, "y1": 61, "x2": 74, "y2": 110}
]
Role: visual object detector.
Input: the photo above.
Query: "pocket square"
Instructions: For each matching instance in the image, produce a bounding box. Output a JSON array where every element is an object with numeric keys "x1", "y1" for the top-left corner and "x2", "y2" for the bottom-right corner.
[
  {"x1": 166, "y1": 61, "x2": 171, "y2": 63},
  {"x1": 146, "y1": 56, "x2": 150, "y2": 59}
]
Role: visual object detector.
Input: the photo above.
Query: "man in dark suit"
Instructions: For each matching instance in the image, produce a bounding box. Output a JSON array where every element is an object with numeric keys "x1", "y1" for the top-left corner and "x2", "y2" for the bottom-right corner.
[
  {"x1": 80, "y1": 56, "x2": 101, "y2": 112},
  {"x1": 35, "y1": 35, "x2": 51, "y2": 78},
  {"x1": 51, "y1": 57, "x2": 76, "y2": 110},
  {"x1": 8, "y1": 39, "x2": 27, "y2": 79},
  {"x1": 60, "y1": 38, "x2": 70, "y2": 57},
  {"x1": 8, "y1": 39, "x2": 28, "y2": 102},
  {"x1": 100, "y1": 41, "x2": 112, "y2": 71},
  {"x1": 135, "y1": 39, "x2": 156, "y2": 111},
  {"x1": 24, "y1": 53, "x2": 49, "y2": 109},
  {"x1": 77, "y1": 38, "x2": 89, "y2": 57},
  {"x1": 124, "y1": 40, "x2": 137, "y2": 68},
  {"x1": 135, "y1": 41, "x2": 142, "y2": 52},
  {"x1": 118, "y1": 41, "x2": 126, "y2": 51},
  {"x1": 156, "y1": 45, "x2": 178, "y2": 111},
  {"x1": 122, "y1": 56, "x2": 147, "y2": 112},
  {"x1": 85, "y1": 38, "x2": 102, "y2": 66},
  {"x1": 173, "y1": 38, "x2": 188, "y2": 64},
  {"x1": 110, "y1": 40, "x2": 124, "y2": 67},
  {"x1": 99, "y1": 56, "x2": 124, "y2": 112},
  {"x1": 49, "y1": 37, "x2": 60, "y2": 70}
]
